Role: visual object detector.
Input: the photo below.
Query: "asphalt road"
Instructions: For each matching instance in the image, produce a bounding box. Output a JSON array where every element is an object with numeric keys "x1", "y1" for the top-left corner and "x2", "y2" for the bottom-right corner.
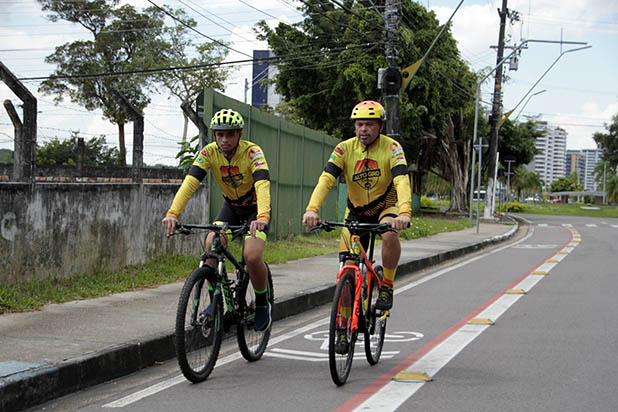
[{"x1": 30, "y1": 214, "x2": 618, "y2": 412}]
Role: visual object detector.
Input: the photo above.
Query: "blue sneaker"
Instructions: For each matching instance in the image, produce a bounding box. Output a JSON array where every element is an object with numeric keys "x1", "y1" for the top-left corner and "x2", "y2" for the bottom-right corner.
[
  {"x1": 254, "y1": 302, "x2": 272, "y2": 332},
  {"x1": 199, "y1": 303, "x2": 214, "y2": 319}
]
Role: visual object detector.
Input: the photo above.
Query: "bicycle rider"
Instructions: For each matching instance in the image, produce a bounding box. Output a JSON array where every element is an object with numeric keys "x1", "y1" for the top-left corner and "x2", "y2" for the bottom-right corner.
[
  {"x1": 302, "y1": 100, "x2": 412, "y2": 313},
  {"x1": 162, "y1": 108, "x2": 273, "y2": 331}
]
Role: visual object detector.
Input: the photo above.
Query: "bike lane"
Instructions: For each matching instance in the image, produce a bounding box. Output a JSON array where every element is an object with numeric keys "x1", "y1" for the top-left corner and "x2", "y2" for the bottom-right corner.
[
  {"x1": 336, "y1": 223, "x2": 578, "y2": 411},
  {"x1": 92, "y1": 224, "x2": 577, "y2": 412}
]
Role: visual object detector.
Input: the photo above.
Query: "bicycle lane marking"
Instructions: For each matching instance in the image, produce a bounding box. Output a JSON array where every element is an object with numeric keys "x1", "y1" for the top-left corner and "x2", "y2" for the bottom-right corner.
[
  {"x1": 103, "y1": 318, "x2": 330, "y2": 408},
  {"x1": 335, "y1": 225, "x2": 580, "y2": 412},
  {"x1": 104, "y1": 222, "x2": 537, "y2": 408}
]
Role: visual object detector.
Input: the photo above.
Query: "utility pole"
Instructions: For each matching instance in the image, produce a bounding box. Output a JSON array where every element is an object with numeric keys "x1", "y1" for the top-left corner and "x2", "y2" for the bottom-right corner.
[
  {"x1": 484, "y1": 0, "x2": 509, "y2": 219},
  {"x1": 382, "y1": 0, "x2": 401, "y2": 141}
]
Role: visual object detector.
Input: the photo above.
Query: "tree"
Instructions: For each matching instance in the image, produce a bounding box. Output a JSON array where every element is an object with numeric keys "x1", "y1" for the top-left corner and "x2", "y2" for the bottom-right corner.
[
  {"x1": 497, "y1": 120, "x2": 541, "y2": 167},
  {"x1": 37, "y1": 0, "x2": 168, "y2": 166},
  {"x1": 606, "y1": 174, "x2": 618, "y2": 204},
  {"x1": 510, "y1": 166, "x2": 543, "y2": 201},
  {"x1": 593, "y1": 113, "x2": 618, "y2": 170},
  {"x1": 256, "y1": 0, "x2": 477, "y2": 213},
  {"x1": 37, "y1": 132, "x2": 119, "y2": 166},
  {"x1": 549, "y1": 172, "x2": 580, "y2": 193}
]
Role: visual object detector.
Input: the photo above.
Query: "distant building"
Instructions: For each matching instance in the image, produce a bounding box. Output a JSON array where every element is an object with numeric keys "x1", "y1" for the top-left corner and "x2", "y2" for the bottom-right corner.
[
  {"x1": 583, "y1": 149, "x2": 603, "y2": 191},
  {"x1": 565, "y1": 148, "x2": 603, "y2": 191},
  {"x1": 528, "y1": 120, "x2": 567, "y2": 188},
  {"x1": 251, "y1": 50, "x2": 282, "y2": 109},
  {"x1": 566, "y1": 150, "x2": 585, "y2": 184}
]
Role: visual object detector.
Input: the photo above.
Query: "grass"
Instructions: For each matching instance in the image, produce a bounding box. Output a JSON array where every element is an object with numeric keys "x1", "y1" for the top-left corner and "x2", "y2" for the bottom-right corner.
[
  {"x1": 0, "y1": 215, "x2": 469, "y2": 314},
  {"x1": 519, "y1": 202, "x2": 618, "y2": 218}
]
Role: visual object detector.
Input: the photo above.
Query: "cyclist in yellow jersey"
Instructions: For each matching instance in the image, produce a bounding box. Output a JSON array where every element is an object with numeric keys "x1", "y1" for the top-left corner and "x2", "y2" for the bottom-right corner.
[
  {"x1": 302, "y1": 101, "x2": 412, "y2": 311},
  {"x1": 162, "y1": 109, "x2": 272, "y2": 331}
]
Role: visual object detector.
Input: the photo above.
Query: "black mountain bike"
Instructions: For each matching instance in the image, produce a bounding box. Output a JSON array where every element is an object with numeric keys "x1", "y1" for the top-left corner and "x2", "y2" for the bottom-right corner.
[{"x1": 171, "y1": 221, "x2": 274, "y2": 383}]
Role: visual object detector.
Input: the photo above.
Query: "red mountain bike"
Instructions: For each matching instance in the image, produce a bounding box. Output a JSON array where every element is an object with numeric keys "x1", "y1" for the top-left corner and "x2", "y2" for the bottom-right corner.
[{"x1": 313, "y1": 220, "x2": 395, "y2": 386}]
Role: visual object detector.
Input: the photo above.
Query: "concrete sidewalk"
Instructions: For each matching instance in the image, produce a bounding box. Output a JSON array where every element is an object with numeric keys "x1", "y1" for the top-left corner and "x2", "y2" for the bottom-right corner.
[{"x1": 0, "y1": 221, "x2": 518, "y2": 412}]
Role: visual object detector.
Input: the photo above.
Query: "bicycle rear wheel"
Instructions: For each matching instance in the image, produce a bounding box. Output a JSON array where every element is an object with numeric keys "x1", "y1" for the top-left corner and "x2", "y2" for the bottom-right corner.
[
  {"x1": 364, "y1": 266, "x2": 386, "y2": 365},
  {"x1": 237, "y1": 264, "x2": 274, "y2": 361},
  {"x1": 175, "y1": 266, "x2": 223, "y2": 383},
  {"x1": 328, "y1": 272, "x2": 356, "y2": 386}
]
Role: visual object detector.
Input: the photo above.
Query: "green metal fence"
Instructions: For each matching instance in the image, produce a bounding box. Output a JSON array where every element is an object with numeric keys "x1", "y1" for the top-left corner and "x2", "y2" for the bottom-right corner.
[{"x1": 201, "y1": 89, "x2": 344, "y2": 238}]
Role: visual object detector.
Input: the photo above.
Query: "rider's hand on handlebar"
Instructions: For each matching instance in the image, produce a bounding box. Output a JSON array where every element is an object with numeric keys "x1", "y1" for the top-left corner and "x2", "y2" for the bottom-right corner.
[
  {"x1": 249, "y1": 219, "x2": 268, "y2": 237},
  {"x1": 162, "y1": 215, "x2": 179, "y2": 237},
  {"x1": 302, "y1": 210, "x2": 320, "y2": 232},
  {"x1": 391, "y1": 214, "x2": 411, "y2": 231}
]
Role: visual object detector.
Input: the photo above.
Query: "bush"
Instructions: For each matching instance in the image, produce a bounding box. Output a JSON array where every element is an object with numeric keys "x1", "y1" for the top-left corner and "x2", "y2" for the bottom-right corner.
[
  {"x1": 420, "y1": 196, "x2": 434, "y2": 207},
  {"x1": 501, "y1": 201, "x2": 526, "y2": 212}
]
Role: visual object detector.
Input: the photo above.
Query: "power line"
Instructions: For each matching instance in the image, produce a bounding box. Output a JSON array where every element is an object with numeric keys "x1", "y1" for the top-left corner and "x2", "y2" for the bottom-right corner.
[
  {"x1": 16, "y1": 43, "x2": 378, "y2": 81},
  {"x1": 146, "y1": 0, "x2": 252, "y2": 58}
]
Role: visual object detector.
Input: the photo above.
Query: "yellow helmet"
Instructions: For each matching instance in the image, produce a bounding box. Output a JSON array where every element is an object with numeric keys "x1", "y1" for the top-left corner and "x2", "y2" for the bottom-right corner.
[
  {"x1": 210, "y1": 109, "x2": 244, "y2": 130},
  {"x1": 350, "y1": 100, "x2": 385, "y2": 121}
]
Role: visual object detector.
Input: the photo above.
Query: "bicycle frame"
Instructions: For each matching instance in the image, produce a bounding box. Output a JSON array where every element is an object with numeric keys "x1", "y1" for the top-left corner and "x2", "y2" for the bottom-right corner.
[
  {"x1": 335, "y1": 232, "x2": 382, "y2": 334},
  {"x1": 203, "y1": 229, "x2": 249, "y2": 315}
]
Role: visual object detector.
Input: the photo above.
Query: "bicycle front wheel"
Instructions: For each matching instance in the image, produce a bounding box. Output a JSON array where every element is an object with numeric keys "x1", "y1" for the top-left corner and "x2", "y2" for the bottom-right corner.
[
  {"x1": 175, "y1": 266, "x2": 223, "y2": 383},
  {"x1": 329, "y1": 272, "x2": 356, "y2": 386},
  {"x1": 237, "y1": 264, "x2": 274, "y2": 361},
  {"x1": 364, "y1": 266, "x2": 386, "y2": 365}
]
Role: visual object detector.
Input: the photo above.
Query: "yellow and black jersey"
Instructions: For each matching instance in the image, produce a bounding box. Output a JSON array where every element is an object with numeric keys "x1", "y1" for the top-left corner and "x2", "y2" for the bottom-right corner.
[
  {"x1": 166, "y1": 140, "x2": 271, "y2": 222},
  {"x1": 306, "y1": 134, "x2": 411, "y2": 217}
]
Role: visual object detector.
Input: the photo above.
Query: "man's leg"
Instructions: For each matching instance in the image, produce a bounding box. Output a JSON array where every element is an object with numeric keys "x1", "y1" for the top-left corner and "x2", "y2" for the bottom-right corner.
[
  {"x1": 244, "y1": 235, "x2": 271, "y2": 331},
  {"x1": 376, "y1": 215, "x2": 400, "y2": 310}
]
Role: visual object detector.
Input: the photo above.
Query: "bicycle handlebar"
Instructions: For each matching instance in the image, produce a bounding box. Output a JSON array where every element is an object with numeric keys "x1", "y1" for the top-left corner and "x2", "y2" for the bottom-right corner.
[
  {"x1": 312, "y1": 220, "x2": 399, "y2": 235},
  {"x1": 173, "y1": 221, "x2": 250, "y2": 239}
]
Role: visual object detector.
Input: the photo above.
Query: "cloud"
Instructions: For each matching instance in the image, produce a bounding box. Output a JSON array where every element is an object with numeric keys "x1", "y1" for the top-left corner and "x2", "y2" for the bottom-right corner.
[{"x1": 553, "y1": 101, "x2": 618, "y2": 150}]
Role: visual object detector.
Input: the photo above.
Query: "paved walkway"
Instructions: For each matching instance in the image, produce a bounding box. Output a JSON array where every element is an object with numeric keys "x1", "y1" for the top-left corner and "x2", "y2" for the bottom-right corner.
[{"x1": 0, "y1": 221, "x2": 518, "y2": 412}]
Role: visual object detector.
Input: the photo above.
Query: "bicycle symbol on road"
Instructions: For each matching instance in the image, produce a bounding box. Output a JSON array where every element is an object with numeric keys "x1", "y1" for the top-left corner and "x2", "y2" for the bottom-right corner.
[
  {"x1": 304, "y1": 330, "x2": 424, "y2": 350},
  {"x1": 264, "y1": 330, "x2": 424, "y2": 362}
]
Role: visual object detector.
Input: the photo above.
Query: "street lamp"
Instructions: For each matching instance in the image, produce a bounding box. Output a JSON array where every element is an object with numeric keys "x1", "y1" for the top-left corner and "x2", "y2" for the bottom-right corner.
[
  {"x1": 478, "y1": 43, "x2": 592, "y2": 228},
  {"x1": 514, "y1": 89, "x2": 546, "y2": 122},
  {"x1": 469, "y1": 41, "x2": 529, "y2": 228}
]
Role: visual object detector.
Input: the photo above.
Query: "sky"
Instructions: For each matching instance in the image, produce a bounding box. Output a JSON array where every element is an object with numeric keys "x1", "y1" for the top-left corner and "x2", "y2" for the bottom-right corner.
[{"x1": 1, "y1": 0, "x2": 616, "y2": 167}]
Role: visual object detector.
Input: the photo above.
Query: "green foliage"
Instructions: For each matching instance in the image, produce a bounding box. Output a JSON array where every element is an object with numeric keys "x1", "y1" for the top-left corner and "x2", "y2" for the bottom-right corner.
[
  {"x1": 420, "y1": 196, "x2": 434, "y2": 207},
  {"x1": 254, "y1": 1, "x2": 476, "y2": 157},
  {"x1": 549, "y1": 174, "x2": 579, "y2": 193},
  {"x1": 399, "y1": 217, "x2": 469, "y2": 240},
  {"x1": 501, "y1": 201, "x2": 526, "y2": 213},
  {"x1": 510, "y1": 165, "x2": 543, "y2": 200},
  {"x1": 0, "y1": 149, "x2": 13, "y2": 163},
  {"x1": 522, "y1": 203, "x2": 618, "y2": 218},
  {"x1": 498, "y1": 120, "x2": 542, "y2": 167},
  {"x1": 425, "y1": 170, "x2": 450, "y2": 197},
  {"x1": 593, "y1": 113, "x2": 618, "y2": 170},
  {"x1": 606, "y1": 173, "x2": 618, "y2": 203},
  {"x1": 175, "y1": 134, "x2": 201, "y2": 172},
  {"x1": 36, "y1": 132, "x2": 119, "y2": 166}
]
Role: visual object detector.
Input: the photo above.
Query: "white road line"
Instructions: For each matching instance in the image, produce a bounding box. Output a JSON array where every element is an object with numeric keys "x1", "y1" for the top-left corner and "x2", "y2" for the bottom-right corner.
[
  {"x1": 103, "y1": 319, "x2": 330, "y2": 408},
  {"x1": 538, "y1": 223, "x2": 548, "y2": 227},
  {"x1": 611, "y1": 225, "x2": 618, "y2": 228},
  {"x1": 586, "y1": 224, "x2": 597, "y2": 227},
  {"x1": 353, "y1": 227, "x2": 579, "y2": 411},
  {"x1": 264, "y1": 348, "x2": 398, "y2": 362},
  {"x1": 104, "y1": 224, "x2": 532, "y2": 408}
]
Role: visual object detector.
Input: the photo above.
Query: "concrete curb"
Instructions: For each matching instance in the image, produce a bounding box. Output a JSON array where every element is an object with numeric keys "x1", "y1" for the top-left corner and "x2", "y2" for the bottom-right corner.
[{"x1": 0, "y1": 222, "x2": 519, "y2": 412}]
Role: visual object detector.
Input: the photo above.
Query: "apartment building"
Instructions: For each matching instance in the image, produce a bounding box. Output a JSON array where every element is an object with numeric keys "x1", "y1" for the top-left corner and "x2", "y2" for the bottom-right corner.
[{"x1": 529, "y1": 121, "x2": 567, "y2": 188}]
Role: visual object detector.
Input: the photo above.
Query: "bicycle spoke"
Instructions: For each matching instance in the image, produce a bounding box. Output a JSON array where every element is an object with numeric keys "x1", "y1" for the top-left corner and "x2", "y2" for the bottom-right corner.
[
  {"x1": 329, "y1": 273, "x2": 355, "y2": 386},
  {"x1": 175, "y1": 267, "x2": 223, "y2": 382}
]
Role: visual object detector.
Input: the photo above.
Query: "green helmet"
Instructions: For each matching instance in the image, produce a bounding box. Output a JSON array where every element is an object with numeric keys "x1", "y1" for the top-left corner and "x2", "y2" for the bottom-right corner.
[{"x1": 210, "y1": 109, "x2": 244, "y2": 130}]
